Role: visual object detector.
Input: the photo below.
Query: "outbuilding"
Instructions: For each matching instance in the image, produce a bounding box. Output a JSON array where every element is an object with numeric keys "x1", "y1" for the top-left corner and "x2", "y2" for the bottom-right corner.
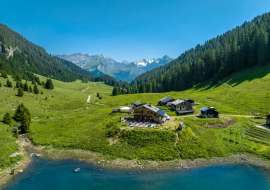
[
  {"x1": 200, "y1": 107, "x2": 219, "y2": 118},
  {"x1": 171, "y1": 99, "x2": 194, "y2": 114},
  {"x1": 267, "y1": 113, "x2": 270, "y2": 126},
  {"x1": 134, "y1": 101, "x2": 143, "y2": 108},
  {"x1": 158, "y1": 97, "x2": 175, "y2": 106}
]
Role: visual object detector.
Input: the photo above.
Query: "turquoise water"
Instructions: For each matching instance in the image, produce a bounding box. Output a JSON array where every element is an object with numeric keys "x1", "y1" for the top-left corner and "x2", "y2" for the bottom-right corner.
[{"x1": 1, "y1": 156, "x2": 270, "y2": 190}]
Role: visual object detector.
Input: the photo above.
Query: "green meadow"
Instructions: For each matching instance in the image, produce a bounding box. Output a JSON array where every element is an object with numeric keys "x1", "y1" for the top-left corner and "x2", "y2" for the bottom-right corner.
[{"x1": 1, "y1": 64, "x2": 270, "y2": 169}]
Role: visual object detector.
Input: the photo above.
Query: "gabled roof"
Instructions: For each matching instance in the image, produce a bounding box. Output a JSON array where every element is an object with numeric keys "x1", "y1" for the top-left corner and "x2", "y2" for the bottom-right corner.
[
  {"x1": 134, "y1": 104, "x2": 166, "y2": 116},
  {"x1": 200, "y1": 107, "x2": 210, "y2": 111},
  {"x1": 134, "y1": 101, "x2": 143, "y2": 106},
  {"x1": 171, "y1": 99, "x2": 184, "y2": 105},
  {"x1": 159, "y1": 97, "x2": 174, "y2": 103}
]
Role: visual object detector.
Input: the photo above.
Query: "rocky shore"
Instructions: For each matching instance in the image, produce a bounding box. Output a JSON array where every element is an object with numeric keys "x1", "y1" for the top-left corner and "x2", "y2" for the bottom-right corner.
[{"x1": 1, "y1": 136, "x2": 270, "y2": 187}]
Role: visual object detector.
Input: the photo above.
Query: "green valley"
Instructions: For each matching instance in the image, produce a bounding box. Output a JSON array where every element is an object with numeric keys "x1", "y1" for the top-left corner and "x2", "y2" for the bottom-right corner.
[{"x1": 1, "y1": 63, "x2": 270, "y2": 171}]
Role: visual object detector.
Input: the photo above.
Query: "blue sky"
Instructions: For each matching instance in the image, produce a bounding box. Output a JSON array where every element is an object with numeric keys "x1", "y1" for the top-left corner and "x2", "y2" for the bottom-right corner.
[{"x1": 1, "y1": 0, "x2": 270, "y2": 62}]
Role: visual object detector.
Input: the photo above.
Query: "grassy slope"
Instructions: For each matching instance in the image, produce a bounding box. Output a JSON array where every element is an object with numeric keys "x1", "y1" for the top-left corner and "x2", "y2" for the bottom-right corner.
[{"x1": 1, "y1": 64, "x2": 270, "y2": 168}]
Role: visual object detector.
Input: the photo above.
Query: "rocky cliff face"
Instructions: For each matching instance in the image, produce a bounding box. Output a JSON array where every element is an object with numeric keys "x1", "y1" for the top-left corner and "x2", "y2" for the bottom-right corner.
[
  {"x1": 55, "y1": 53, "x2": 172, "y2": 82},
  {"x1": 0, "y1": 44, "x2": 19, "y2": 57}
]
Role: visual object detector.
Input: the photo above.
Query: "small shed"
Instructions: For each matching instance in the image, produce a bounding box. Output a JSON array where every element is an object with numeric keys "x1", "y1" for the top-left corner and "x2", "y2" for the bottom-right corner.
[
  {"x1": 267, "y1": 113, "x2": 270, "y2": 126},
  {"x1": 113, "y1": 108, "x2": 121, "y2": 112},
  {"x1": 134, "y1": 102, "x2": 143, "y2": 108},
  {"x1": 200, "y1": 107, "x2": 219, "y2": 118},
  {"x1": 184, "y1": 98, "x2": 194, "y2": 104},
  {"x1": 158, "y1": 97, "x2": 175, "y2": 106}
]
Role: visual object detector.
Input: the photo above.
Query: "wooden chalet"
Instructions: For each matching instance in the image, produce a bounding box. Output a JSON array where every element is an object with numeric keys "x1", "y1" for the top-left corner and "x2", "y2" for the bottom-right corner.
[
  {"x1": 158, "y1": 97, "x2": 175, "y2": 106},
  {"x1": 134, "y1": 101, "x2": 143, "y2": 108},
  {"x1": 200, "y1": 107, "x2": 219, "y2": 118},
  {"x1": 267, "y1": 113, "x2": 270, "y2": 126},
  {"x1": 171, "y1": 99, "x2": 194, "y2": 114},
  {"x1": 133, "y1": 104, "x2": 166, "y2": 123}
]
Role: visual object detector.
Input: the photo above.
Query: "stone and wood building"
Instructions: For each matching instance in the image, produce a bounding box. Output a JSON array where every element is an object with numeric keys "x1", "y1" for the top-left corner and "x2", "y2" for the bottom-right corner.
[
  {"x1": 200, "y1": 107, "x2": 219, "y2": 118},
  {"x1": 158, "y1": 97, "x2": 175, "y2": 106},
  {"x1": 171, "y1": 99, "x2": 194, "y2": 114},
  {"x1": 133, "y1": 103, "x2": 166, "y2": 123}
]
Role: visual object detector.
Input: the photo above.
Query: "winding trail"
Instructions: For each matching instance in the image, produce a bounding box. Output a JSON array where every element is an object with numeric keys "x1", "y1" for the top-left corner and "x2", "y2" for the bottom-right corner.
[
  {"x1": 174, "y1": 133, "x2": 179, "y2": 146},
  {"x1": 87, "y1": 95, "x2": 92, "y2": 103},
  {"x1": 82, "y1": 87, "x2": 89, "y2": 92},
  {"x1": 219, "y1": 81, "x2": 233, "y2": 88}
]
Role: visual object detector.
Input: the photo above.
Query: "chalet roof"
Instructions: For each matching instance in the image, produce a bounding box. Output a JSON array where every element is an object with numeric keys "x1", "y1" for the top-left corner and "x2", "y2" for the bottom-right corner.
[
  {"x1": 134, "y1": 104, "x2": 166, "y2": 116},
  {"x1": 159, "y1": 97, "x2": 174, "y2": 103},
  {"x1": 200, "y1": 107, "x2": 210, "y2": 111},
  {"x1": 200, "y1": 107, "x2": 217, "y2": 111},
  {"x1": 134, "y1": 101, "x2": 143, "y2": 106},
  {"x1": 171, "y1": 99, "x2": 184, "y2": 105}
]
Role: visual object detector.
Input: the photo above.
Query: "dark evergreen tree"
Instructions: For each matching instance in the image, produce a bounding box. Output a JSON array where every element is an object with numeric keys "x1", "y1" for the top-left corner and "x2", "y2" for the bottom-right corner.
[
  {"x1": 6, "y1": 79, "x2": 12, "y2": 87},
  {"x1": 97, "y1": 92, "x2": 100, "y2": 97},
  {"x1": 16, "y1": 81, "x2": 20, "y2": 88},
  {"x1": 3, "y1": 112, "x2": 12, "y2": 126},
  {"x1": 45, "y1": 79, "x2": 54, "y2": 89},
  {"x1": 112, "y1": 86, "x2": 118, "y2": 96},
  {"x1": 34, "y1": 84, "x2": 39, "y2": 94},
  {"x1": 23, "y1": 81, "x2": 28, "y2": 91},
  {"x1": 18, "y1": 87, "x2": 24, "y2": 97},
  {"x1": 29, "y1": 86, "x2": 33, "y2": 93}
]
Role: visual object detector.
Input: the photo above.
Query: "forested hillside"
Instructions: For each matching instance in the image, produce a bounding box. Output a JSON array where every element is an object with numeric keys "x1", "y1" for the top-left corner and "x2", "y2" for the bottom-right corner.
[
  {"x1": 0, "y1": 24, "x2": 126, "y2": 86},
  {"x1": 121, "y1": 13, "x2": 270, "y2": 94}
]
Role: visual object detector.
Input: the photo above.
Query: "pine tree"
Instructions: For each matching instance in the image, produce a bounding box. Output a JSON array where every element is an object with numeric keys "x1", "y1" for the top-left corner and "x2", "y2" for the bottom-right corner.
[
  {"x1": 1, "y1": 71, "x2": 8, "y2": 78},
  {"x1": 32, "y1": 80, "x2": 36, "y2": 85},
  {"x1": 6, "y1": 79, "x2": 12, "y2": 87},
  {"x1": 29, "y1": 86, "x2": 33, "y2": 93},
  {"x1": 23, "y1": 81, "x2": 29, "y2": 91},
  {"x1": 45, "y1": 79, "x2": 54, "y2": 89},
  {"x1": 18, "y1": 88, "x2": 24, "y2": 97},
  {"x1": 16, "y1": 81, "x2": 20, "y2": 88},
  {"x1": 112, "y1": 86, "x2": 118, "y2": 96},
  {"x1": 41, "y1": 91, "x2": 43, "y2": 94},
  {"x1": 3, "y1": 112, "x2": 12, "y2": 126},
  {"x1": 97, "y1": 93, "x2": 100, "y2": 97},
  {"x1": 20, "y1": 81, "x2": 23, "y2": 88},
  {"x1": 34, "y1": 84, "x2": 39, "y2": 94},
  {"x1": 21, "y1": 110, "x2": 31, "y2": 133}
]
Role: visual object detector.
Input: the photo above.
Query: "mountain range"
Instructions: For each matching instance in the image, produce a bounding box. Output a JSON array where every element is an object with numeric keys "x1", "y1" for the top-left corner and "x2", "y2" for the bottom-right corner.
[{"x1": 55, "y1": 53, "x2": 172, "y2": 82}]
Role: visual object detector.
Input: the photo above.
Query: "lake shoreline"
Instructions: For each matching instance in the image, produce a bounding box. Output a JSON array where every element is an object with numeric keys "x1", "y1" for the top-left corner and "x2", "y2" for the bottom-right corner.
[
  {"x1": 0, "y1": 136, "x2": 32, "y2": 187},
  {"x1": 1, "y1": 136, "x2": 270, "y2": 187}
]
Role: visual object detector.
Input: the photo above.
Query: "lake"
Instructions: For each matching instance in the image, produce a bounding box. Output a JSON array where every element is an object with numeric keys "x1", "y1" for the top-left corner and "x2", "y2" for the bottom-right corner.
[{"x1": 1, "y1": 155, "x2": 270, "y2": 190}]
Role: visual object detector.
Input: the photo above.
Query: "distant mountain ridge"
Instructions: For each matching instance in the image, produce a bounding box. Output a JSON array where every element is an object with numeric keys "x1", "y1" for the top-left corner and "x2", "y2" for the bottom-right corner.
[{"x1": 55, "y1": 53, "x2": 172, "y2": 82}]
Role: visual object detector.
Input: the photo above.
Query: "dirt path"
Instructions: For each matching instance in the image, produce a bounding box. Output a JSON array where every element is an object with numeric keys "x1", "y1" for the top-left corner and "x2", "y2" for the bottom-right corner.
[
  {"x1": 170, "y1": 114, "x2": 255, "y2": 119},
  {"x1": 82, "y1": 87, "x2": 89, "y2": 92},
  {"x1": 219, "y1": 81, "x2": 233, "y2": 88},
  {"x1": 175, "y1": 133, "x2": 179, "y2": 146},
  {"x1": 87, "y1": 95, "x2": 92, "y2": 103}
]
